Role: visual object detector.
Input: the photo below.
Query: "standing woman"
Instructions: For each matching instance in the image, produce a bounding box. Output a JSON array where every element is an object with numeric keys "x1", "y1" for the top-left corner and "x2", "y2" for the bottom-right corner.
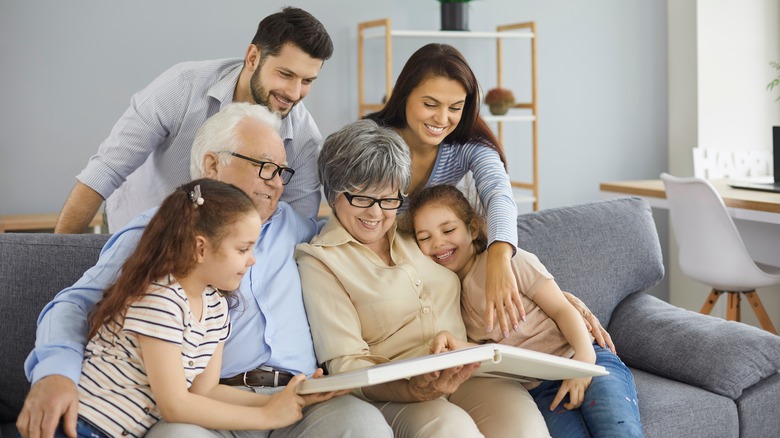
[{"x1": 365, "y1": 43, "x2": 522, "y2": 337}]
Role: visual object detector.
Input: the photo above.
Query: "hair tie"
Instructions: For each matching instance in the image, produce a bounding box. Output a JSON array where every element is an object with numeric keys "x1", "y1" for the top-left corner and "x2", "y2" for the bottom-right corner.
[{"x1": 189, "y1": 184, "x2": 204, "y2": 207}]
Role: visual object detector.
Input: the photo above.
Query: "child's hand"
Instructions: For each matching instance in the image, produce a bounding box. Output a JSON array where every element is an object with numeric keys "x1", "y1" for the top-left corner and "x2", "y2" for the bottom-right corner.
[
  {"x1": 260, "y1": 374, "x2": 306, "y2": 428},
  {"x1": 299, "y1": 368, "x2": 351, "y2": 406},
  {"x1": 430, "y1": 330, "x2": 475, "y2": 354},
  {"x1": 550, "y1": 377, "x2": 592, "y2": 411}
]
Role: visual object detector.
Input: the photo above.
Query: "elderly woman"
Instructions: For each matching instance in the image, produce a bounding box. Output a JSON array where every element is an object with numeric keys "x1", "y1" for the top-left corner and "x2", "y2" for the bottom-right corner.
[{"x1": 295, "y1": 119, "x2": 550, "y2": 438}]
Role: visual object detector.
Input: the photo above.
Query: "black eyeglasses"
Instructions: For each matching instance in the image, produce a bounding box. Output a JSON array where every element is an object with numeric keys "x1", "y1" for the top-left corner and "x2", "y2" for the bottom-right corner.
[
  {"x1": 226, "y1": 152, "x2": 295, "y2": 185},
  {"x1": 343, "y1": 192, "x2": 404, "y2": 210}
]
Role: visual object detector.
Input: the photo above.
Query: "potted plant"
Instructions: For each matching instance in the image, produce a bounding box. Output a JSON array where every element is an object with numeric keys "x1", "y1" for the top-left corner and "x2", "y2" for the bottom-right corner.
[
  {"x1": 437, "y1": 0, "x2": 473, "y2": 31},
  {"x1": 768, "y1": 61, "x2": 780, "y2": 102},
  {"x1": 768, "y1": 61, "x2": 780, "y2": 162},
  {"x1": 484, "y1": 87, "x2": 515, "y2": 115}
]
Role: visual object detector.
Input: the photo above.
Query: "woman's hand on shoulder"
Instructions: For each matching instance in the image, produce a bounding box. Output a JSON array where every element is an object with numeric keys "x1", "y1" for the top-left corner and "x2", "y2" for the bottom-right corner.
[{"x1": 485, "y1": 242, "x2": 526, "y2": 337}]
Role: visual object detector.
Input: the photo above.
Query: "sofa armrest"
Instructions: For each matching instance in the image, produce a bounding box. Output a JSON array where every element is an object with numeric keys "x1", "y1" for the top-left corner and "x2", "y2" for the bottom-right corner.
[{"x1": 609, "y1": 292, "x2": 780, "y2": 399}]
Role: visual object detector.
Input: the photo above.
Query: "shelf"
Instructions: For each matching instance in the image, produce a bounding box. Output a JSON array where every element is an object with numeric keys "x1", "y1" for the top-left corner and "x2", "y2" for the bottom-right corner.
[
  {"x1": 0, "y1": 212, "x2": 104, "y2": 233},
  {"x1": 357, "y1": 18, "x2": 539, "y2": 211},
  {"x1": 362, "y1": 29, "x2": 535, "y2": 40},
  {"x1": 483, "y1": 114, "x2": 536, "y2": 123}
]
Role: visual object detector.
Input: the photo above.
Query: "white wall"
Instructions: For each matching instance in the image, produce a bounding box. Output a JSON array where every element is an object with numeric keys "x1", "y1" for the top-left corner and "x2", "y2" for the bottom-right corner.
[
  {"x1": 0, "y1": 0, "x2": 670, "y2": 296},
  {"x1": 667, "y1": 0, "x2": 780, "y2": 329},
  {"x1": 0, "y1": 0, "x2": 668, "y2": 216}
]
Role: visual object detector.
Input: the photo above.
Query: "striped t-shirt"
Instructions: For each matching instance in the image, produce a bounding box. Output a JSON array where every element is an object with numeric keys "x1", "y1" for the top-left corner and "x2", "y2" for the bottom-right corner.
[
  {"x1": 400, "y1": 140, "x2": 518, "y2": 252},
  {"x1": 78, "y1": 277, "x2": 231, "y2": 437}
]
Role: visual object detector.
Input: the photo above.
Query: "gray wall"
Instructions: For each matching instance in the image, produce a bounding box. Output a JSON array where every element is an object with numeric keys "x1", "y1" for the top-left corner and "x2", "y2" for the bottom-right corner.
[
  {"x1": 0, "y1": 0, "x2": 668, "y2": 215},
  {"x1": 1, "y1": 0, "x2": 669, "y2": 300}
]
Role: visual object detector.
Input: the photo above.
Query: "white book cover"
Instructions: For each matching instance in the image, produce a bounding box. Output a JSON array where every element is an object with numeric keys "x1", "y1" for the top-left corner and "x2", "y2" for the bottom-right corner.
[{"x1": 297, "y1": 343, "x2": 608, "y2": 395}]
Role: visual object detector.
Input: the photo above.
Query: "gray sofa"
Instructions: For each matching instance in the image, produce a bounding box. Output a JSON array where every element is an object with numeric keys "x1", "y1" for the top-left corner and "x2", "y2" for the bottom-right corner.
[{"x1": 1, "y1": 197, "x2": 779, "y2": 437}]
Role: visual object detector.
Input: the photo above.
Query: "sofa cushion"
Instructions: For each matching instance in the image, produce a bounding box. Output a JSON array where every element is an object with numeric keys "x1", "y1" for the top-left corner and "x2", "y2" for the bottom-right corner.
[
  {"x1": 0, "y1": 233, "x2": 109, "y2": 424},
  {"x1": 630, "y1": 368, "x2": 739, "y2": 438},
  {"x1": 516, "y1": 197, "x2": 664, "y2": 327},
  {"x1": 611, "y1": 292, "x2": 780, "y2": 400}
]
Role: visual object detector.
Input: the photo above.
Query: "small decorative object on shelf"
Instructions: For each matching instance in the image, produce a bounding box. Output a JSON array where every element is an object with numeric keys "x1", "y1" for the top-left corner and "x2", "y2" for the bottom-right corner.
[
  {"x1": 767, "y1": 61, "x2": 780, "y2": 102},
  {"x1": 438, "y1": 0, "x2": 472, "y2": 31},
  {"x1": 484, "y1": 87, "x2": 515, "y2": 115}
]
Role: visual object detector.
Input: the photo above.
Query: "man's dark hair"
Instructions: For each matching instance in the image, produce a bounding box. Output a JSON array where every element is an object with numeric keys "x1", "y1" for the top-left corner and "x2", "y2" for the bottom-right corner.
[{"x1": 252, "y1": 7, "x2": 333, "y2": 61}]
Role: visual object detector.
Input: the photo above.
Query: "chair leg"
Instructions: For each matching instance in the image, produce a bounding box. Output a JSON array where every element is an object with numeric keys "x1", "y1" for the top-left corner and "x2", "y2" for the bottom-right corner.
[
  {"x1": 742, "y1": 291, "x2": 778, "y2": 335},
  {"x1": 725, "y1": 292, "x2": 741, "y2": 322},
  {"x1": 700, "y1": 289, "x2": 723, "y2": 315}
]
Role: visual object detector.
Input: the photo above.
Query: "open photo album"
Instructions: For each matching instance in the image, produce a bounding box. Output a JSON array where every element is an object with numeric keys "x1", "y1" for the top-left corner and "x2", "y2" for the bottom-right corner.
[{"x1": 296, "y1": 343, "x2": 608, "y2": 395}]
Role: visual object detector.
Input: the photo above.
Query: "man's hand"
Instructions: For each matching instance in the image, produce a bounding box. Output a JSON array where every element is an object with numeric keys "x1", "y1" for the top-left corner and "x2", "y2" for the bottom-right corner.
[
  {"x1": 16, "y1": 375, "x2": 78, "y2": 438},
  {"x1": 562, "y1": 291, "x2": 616, "y2": 354}
]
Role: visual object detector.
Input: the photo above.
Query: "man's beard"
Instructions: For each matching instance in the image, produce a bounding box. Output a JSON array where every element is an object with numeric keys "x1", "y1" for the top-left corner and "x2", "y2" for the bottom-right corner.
[{"x1": 250, "y1": 68, "x2": 294, "y2": 119}]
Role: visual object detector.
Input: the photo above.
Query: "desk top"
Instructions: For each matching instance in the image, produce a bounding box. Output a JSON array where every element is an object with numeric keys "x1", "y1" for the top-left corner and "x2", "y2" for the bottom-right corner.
[
  {"x1": 600, "y1": 179, "x2": 780, "y2": 215},
  {"x1": 0, "y1": 212, "x2": 103, "y2": 233}
]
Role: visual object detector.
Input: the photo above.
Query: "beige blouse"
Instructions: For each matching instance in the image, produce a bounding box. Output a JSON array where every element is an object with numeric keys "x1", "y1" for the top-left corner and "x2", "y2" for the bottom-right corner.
[
  {"x1": 461, "y1": 249, "x2": 575, "y2": 361},
  {"x1": 295, "y1": 215, "x2": 466, "y2": 375}
]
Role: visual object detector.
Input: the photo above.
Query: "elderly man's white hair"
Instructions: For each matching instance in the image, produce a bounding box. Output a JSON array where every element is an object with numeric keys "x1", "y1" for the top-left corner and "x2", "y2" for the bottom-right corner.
[{"x1": 190, "y1": 102, "x2": 282, "y2": 179}]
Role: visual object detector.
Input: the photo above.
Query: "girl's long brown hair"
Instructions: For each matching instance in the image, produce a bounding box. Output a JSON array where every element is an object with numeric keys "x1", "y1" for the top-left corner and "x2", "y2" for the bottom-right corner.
[
  {"x1": 364, "y1": 43, "x2": 506, "y2": 167},
  {"x1": 87, "y1": 178, "x2": 258, "y2": 339}
]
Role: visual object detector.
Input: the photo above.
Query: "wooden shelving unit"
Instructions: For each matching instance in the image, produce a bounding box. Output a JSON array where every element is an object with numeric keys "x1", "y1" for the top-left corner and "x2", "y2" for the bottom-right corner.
[{"x1": 357, "y1": 18, "x2": 539, "y2": 210}]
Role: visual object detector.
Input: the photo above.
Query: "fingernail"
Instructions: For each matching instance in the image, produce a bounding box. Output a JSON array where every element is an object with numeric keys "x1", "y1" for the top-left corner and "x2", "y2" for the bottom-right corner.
[
  {"x1": 513, "y1": 324, "x2": 520, "y2": 332},
  {"x1": 486, "y1": 325, "x2": 493, "y2": 333},
  {"x1": 503, "y1": 330, "x2": 510, "y2": 338},
  {"x1": 521, "y1": 315, "x2": 526, "y2": 322}
]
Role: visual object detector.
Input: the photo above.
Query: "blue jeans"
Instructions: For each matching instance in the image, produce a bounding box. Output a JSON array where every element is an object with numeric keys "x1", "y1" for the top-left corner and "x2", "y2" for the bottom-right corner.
[
  {"x1": 46, "y1": 417, "x2": 111, "y2": 438},
  {"x1": 529, "y1": 344, "x2": 644, "y2": 438}
]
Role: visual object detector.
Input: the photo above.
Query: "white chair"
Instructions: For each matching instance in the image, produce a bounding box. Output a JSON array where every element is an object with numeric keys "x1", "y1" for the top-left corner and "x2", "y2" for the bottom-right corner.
[{"x1": 661, "y1": 172, "x2": 780, "y2": 334}]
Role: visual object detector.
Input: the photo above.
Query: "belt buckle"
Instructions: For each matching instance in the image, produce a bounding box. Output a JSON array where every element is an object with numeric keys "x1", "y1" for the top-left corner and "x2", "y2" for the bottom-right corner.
[{"x1": 257, "y1": 365, "x2": 280, "y2": 387}]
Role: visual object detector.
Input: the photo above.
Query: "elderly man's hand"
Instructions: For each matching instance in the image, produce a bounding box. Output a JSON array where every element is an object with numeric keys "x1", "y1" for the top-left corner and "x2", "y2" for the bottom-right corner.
[
  {"x1": 562, "y1": 291, "x2": 616, "y2": 354},
  {"x1": 16, "y1": 375, "x2": 79, "y2": 438}
]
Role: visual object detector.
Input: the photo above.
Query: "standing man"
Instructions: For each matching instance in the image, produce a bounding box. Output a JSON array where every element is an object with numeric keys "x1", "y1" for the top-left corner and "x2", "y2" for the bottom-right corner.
[
  {"x1": 18, "y1": 103, "x2": 393, "y2": 438},
  {"x1": 55, "y1": 7, "x2": 331, "y2": 233}
]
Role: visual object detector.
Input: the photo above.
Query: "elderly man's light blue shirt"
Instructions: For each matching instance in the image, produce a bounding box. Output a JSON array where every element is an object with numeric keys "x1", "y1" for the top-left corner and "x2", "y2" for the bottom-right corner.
[{"x1": 25, "y1": 202, "x2": 319, "y2": 384}]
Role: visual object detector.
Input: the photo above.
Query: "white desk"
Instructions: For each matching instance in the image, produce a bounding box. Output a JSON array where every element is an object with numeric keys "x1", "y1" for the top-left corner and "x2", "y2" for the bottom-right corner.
[
  {"x1": 599, "y1": 179, "x2": 780, "y2": 225},
  {"x1": 600, "y1": 178, "x2": 780, "y2": 267}
]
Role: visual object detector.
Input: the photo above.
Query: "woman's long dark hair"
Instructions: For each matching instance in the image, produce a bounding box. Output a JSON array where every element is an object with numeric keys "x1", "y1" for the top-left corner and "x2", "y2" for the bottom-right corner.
[
  {"x1": 87, "y1": 178, "x2": 257, "y2": 339},
  {"x1": 365, "y1": 43, "x2": 506, "y2": 166}
]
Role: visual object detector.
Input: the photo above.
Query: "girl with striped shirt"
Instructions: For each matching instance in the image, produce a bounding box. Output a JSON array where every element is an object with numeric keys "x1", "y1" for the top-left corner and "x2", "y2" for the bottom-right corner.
[{"x1": 59, "y1": 179, "x2": 306, "y2": 438}]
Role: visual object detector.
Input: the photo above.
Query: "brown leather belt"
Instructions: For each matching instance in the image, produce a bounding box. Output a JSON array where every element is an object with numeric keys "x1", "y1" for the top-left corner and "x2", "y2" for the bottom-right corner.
[{"x1": 219, "y1": 366, "x2": 294, "y2": 388}]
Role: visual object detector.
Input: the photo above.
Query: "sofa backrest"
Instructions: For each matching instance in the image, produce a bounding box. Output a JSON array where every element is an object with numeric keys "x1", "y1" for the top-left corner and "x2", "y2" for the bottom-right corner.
[
  {"x1": 0, "y1": 232, "x2": 110, "y2": 425},
  {"x1": 516, "y1": 197, "x2": 664, "y2": 327}
]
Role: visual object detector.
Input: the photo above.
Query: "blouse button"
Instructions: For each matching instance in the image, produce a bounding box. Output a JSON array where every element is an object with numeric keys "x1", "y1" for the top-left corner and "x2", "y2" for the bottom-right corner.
[
  {"x1": 415, "y1": 279, "x2": 422, "y2": 286},
  {"x1": 422, "y1": 307, "x2": 430, "y2": 314},
  {"x1": 188, "y1": 360, "x2": 195, "y2": 367}
]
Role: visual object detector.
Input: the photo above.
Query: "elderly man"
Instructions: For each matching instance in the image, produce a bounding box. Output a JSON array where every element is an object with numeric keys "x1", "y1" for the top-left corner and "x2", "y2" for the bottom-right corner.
[
  {"x1": 18, "y1": 103, "x2": 392, "y2": 438},
  {"x1": 56, "y1": 7, "x2": 331, "y2": 233}
]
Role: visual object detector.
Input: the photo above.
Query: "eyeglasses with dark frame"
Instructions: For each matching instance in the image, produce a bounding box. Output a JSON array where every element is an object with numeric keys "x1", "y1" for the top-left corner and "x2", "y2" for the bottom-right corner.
[
  {"x1": 342, "y1": 191, "x2": 404, "y2": 210},
  {"x1": 225, "y1": 152, "x2": 295, "y2": 185}
]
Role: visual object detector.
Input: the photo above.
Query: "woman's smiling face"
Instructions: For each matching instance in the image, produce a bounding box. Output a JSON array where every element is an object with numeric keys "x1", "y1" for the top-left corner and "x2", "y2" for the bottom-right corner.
[
  {"x1": 401, "y1": 75, "x2": 467, "y2": 149},
  {"x1": 333, "y1": 185, "x2": 402, "y2": 254}
]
